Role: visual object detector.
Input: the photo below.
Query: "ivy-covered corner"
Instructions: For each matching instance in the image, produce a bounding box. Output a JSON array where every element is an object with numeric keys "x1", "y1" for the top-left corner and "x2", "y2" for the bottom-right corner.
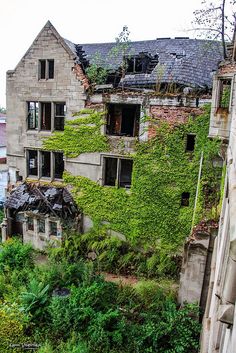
[{"x1": 43, "y1": 106, "x2": 223, "y2": 278}]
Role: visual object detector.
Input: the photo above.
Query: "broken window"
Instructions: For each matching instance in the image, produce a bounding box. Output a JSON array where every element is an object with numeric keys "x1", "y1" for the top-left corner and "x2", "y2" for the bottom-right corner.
[
  {"x1": 49, "y1": 221, "x2": 57, "y2": 236},
  {"x1": 104, "y1": 157, "x2": 133, "y2": 188},
  {"x1": 181, "y1": 192, "x2": 190, "y2": 206},
  {"x1": 54, "y1": 152, "x2": 64, "y2": 179},
  {"x1": 126, "y1": 53, "x2": 152, "y2": 74},
  {"x1": 218, "y1": 79, "x2": 231, "y2": 109},
  {"x1": 41, "y1": 151, "x2": 51, "y2": 178},
  {"x1": 107, "y1": 104, "x2": 140, "y2": 137},
  {"x1": 41, "y1": 102, "x2": 51, "y2": 130},
  {"x1": 27, "y1": 217, "x2": 34, "y2": 231},
  {"x1": 28, "y1": 150, "x2": 38, "y2": 176},
  {"x1": 27, "y1": 150, "x2": 64, "y2": 180},
  {"x1": 38, "y1": 219, "x2": 45, "y2": 233},
  {"x1": 186, "y1": 134, "x2": 196, "y2": 152},
  {"x1": 39, "y1": 59, "x2": 54, "y2": 79},
  {"x1": 54, "y1": 103, "x2": 65, "y2": 131},
  {"x1": 27, "y1": 102, "x2": 38, "y2": 129}
]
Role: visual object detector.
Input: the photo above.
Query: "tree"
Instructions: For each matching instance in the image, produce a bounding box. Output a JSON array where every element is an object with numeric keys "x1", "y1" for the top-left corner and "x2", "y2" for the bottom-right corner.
[{"x1": 191, "y1": 0, "x2": 236, "y2": 59}]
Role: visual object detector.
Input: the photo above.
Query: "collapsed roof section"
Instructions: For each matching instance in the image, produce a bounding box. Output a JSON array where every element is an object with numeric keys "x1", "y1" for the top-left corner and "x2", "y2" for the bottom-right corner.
[
  {"x1": 65, "y1": 37, "x2": 223, "y2": 90},
  {"x1": 5, "y1": 183, "x2": 78, "y2": 219}
]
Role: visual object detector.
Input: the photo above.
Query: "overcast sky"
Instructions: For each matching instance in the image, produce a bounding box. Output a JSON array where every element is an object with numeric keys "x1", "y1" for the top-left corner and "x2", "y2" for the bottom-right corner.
[{"x1": 0, "y1": 0, "x2": 214, "y2": 108}]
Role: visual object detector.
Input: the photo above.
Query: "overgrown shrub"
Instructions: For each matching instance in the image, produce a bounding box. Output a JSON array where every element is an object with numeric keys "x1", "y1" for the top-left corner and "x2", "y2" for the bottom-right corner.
[{"x1": 0, "y1": 238, "x2": 34, "y2": 272}]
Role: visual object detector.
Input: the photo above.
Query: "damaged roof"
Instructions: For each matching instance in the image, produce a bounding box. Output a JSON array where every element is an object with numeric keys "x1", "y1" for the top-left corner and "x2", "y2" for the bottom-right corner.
[
  {"x1": 67, "y1": 37, "x2": 222, "y2": 89},
  {"x1": 5, "y1": 183, "x2": 78, "y2": 219}
]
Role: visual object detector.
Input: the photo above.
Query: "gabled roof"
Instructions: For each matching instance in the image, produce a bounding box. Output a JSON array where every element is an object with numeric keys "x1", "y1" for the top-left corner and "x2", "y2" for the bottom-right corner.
[{"x1": 74, "y1": 38, "x2": 222, "y2": 89}]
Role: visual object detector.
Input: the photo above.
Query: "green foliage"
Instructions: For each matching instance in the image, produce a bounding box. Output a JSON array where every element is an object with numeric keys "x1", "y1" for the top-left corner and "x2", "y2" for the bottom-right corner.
[
  {"x1": 0, "y1": 106, "x2": 6, "y2": 114},
  {"x1": 20, "y1": 278, "x2": 50, "y2": 322},
  {"x1": 0, "y1": 301, "x2": 29, "y2": 353},
  {"x1": 58, "y1": 106, "x2": 222, "y2": 277},
  {"x1": 0, "y1": 239, "x2": 34, "y2": 272},
  {"x1": 85, "y1": 53, "x2": 108, "y2": 85},
  {"x1": 43, "y1": 109, "x2": 109, "y2": 157}
]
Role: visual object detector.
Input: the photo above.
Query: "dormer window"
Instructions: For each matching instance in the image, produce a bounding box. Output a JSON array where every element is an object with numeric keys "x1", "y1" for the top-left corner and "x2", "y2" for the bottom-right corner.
[
  {"x1": 39, "y1": 59, "x2": 54, "y2": 79},
  {"x1": 126, "y1": 53, "x2": 153, "y2": 74}
]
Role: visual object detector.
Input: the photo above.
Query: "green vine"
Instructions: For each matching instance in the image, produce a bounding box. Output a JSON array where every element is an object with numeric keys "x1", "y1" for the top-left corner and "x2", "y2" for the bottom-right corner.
[
  {"x1": 44, "y1": 105, "x2": 222, "y2": 277},
  {"x1": 43, "y1": 109, "x2": 110, "y2": 157}
]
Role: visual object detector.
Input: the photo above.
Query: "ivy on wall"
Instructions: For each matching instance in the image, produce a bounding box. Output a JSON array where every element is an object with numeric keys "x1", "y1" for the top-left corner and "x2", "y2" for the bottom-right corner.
[
  {"x1": 43, "y1": 109, "x2": 110, "y2": 157},
  {"x1": 44, "y1": 106, "x2": 222, "y2": 277}
]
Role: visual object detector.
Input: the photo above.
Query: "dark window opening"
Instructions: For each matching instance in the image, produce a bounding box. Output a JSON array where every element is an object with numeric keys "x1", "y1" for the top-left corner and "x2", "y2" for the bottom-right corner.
[
  {"x1": 27, "y1": 217, "x2": 34, "y2": 231},
  {"x1": 119, "y1": 159, "x2": 133, "y2": 188},
  {"x1": 39, "y1": 59, "x2": 54, "y2": 80},
  {"x1": 104, "y1": 157, "x2": 117, "y2": 186},
  {"x1": 54, "y1": 103, "x2": 65, "y2": 131},
  {"x1": 54, "y1": 153, "x2": 64, "y2": 179},
  {"x1": 104, "y1": 157, "x2": 133, "y2": 188},
  {"x1": 41, "y1": 103, "x2": 51, "y2": 130},
  {"x1": 219, "y1": 79, "x2": 231, "y2": 109},
  {"x1": 186, "y1": 134, "x2": 196, "y2": 152},
  {"x1": 48, "y1": 60, "x2": 54, "y2": 79},
  {"x1": 126, "y1": 53, "x2": 152, "y2": 74},
  {"x1": 41, "y1": 151, "x2": 51, "y2": 178},
  {"x1": 107, "y1": 104, "x2": 140, "y2": 137},
  {"x1": 38, "y1": 219, "x2": 45, "y2": 233},
  {"x1": 39, "y1": 60, "x2": 46, "y2": 79},
  {"x1": 49, "y1": 221, "x2": 57, "y2": 236},
  {"x1": 27, "y1": 102, "x2": 38, "y2": 129},
  {"x1": 28, "y1": 150, "x2": 38, "y2": 176},
  {"x1": 181, "y1": 192, "x2": 190, "y2": 206}
]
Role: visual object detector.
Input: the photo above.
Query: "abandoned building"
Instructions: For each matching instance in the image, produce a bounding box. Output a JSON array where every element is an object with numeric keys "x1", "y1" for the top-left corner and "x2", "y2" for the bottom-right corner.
[{"x1": 5, "y1": 20, "x2": 224, "y2": 300}]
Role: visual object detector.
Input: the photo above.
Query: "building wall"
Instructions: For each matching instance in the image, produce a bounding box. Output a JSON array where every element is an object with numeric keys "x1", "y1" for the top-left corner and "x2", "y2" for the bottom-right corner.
[
  {"x1": 6, "y1": 22, "x2": 86, "y2": 183},
  {"x1": 200, "y1": 58, "x2": 236, "y2": 353}
]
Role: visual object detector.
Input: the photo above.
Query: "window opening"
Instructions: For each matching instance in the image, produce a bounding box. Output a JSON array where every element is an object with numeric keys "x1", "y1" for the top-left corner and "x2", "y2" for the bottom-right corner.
[
  {"x1": 54, "y1": 153, "x2": 64, "y2": 179},
  {"x1": 49, "y1": 221, "x2": 57, "y2": 236},
  {"x1": 219, "y1": 79, "x2": 231, "y2": 109},
  {"x1": 28, "y1": 150, "x2": 38, "y2": 176},
  {"x1": 41, "y1": 151, "x2": 51, "y2": 178},
  {"x1": 119, "y1": 159, "x2": 133, "y2": 188},
  {"x1": 54, "y1": 103, "x2": 65, "y2": 131},
  {"x1": 27, "y1": 217, "x2": 34, "y2": 231},
  {"x1": 104, "y1": 157, "x2": 117, "y2": 186},
  {"x1": 39, "y1": 59, "x2": 54, "y2": 80},
  {"x1": 39, "y1": 60, "x2": 46, "y2": 79},
  {"x1": 41, "y1": 103, "x2": 51, "y2": 130},
  {"x1": 181, "y1": 192, "x2": 190, "y2": 206},
  {"x1": 38, "y1": 219, "x2": 45, "y2": 233},
  {"x1": 186, "y1": 134, "x2": 196, "y2": 152},
  {"x1": 107, "y1": 104, "x2": 140, "y2": 137},
  {"x1": 27, "y1": 102, "x2": 38, "y2": 129},
  {"x1": 104, "y1": 157, "x2": 133, "y2": 188},
  {"x1": 48, "y1": 60, "x2": 54, "y2": 79}
]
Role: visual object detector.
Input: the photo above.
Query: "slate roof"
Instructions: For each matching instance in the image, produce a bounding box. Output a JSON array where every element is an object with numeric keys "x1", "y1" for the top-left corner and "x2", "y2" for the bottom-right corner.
[{"x1": 66, "y1": 37, "x2": 223, "y2": 89}]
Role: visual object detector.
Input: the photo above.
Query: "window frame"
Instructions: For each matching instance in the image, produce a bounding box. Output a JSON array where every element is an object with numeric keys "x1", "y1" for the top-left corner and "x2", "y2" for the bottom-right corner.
[
  {"x1": 39, "y1": 59, "x2": 54, "y2": 80},
  {"x1": 106, "y1": 103, "x2": 140, "y2": 137},
  {"x1": 103, "y1": 155, "x2": 133, "y2": 188},
  {"x1": 26, "y1": 101, "x2": 66, "y2": 132},
  {"x1": 26, "y1": 149, "x2": 64, "y2": 181}
]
